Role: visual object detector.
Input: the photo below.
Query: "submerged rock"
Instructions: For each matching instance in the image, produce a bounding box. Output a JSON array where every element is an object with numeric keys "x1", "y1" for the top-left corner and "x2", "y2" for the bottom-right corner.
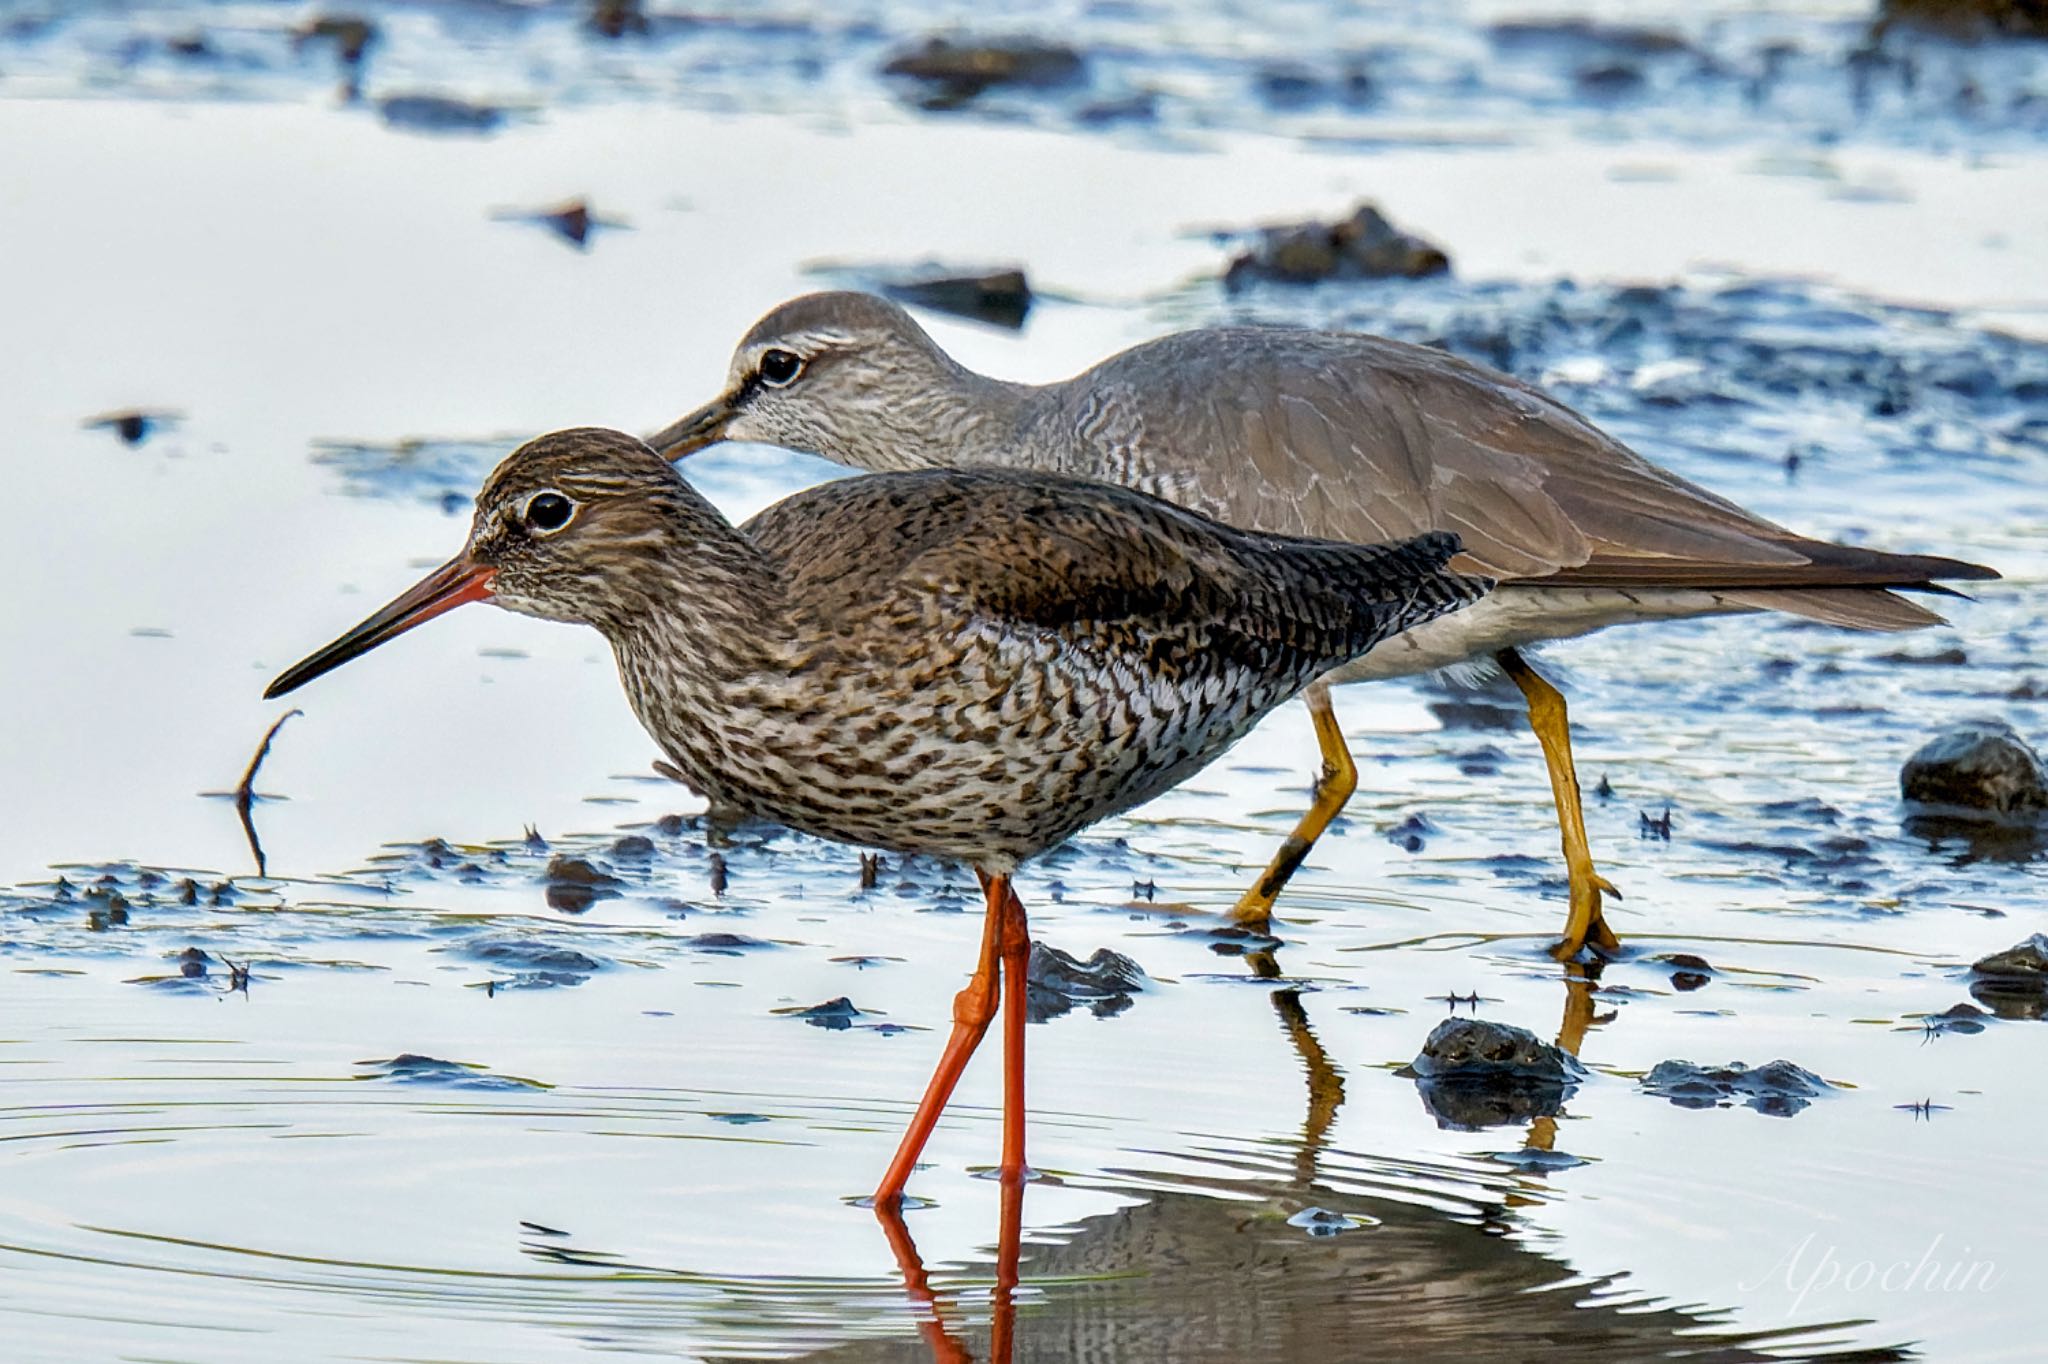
[
  {"x1": 1901, "y1": 719, "x2": 2048, "y2": 817},
  {"x1": 1402, "y1": 1018, "x2": 1585, "y2": 1130},
  {"x1": 1224, "y1": 202, "x2": 1451, "y2": 289},
  {"x1": 1025, "y1": 942, "x2": 1147, "y2": 1022},
  {"x1": 1640, "y1": 1059, "x2": 1833, "y2": 1116}
]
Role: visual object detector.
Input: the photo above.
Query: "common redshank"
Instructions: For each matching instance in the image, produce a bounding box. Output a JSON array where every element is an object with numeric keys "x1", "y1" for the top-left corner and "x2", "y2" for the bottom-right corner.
[
  {"x1": 265, "y1": 428, "x2": 1490, "y2": 1203},
  {"x1": 649, "y1": 292, "x2": 1999, "y2": 958}
]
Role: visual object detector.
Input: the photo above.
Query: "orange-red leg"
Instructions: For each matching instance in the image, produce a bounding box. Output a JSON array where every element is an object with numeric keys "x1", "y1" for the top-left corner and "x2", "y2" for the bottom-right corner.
[
  {"x1": 874, "y1": 1201, "x2": 973, "y2": 1364},
  {"x1": 874, "y1": 870, "x2": 1010, "y2": 1207},
  {"x1": 990, "y1": 1174, "x2": 1024, "y2": 1364},
  {"x1": 997, "y1": 878, "x2": 1031, "y2": 1187},
  {"x1": 871, "y1": 1164, "x2": 1025, "y2": 1364}
]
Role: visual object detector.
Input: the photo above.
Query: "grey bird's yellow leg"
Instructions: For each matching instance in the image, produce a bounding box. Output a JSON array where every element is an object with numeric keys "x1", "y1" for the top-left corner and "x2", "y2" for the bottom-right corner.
[
  {"x1": 1228, "y1": 682, "x2": 1357, "y2": 930},
  {"x1": 1496, "y1": 648, "x2": 1622, "y2": 960}
]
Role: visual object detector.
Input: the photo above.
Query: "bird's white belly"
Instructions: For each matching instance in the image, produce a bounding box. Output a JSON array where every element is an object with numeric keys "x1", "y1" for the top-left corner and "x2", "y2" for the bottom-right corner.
[{"x1": 1329, "y1": 585, "x2": 1753, "y2": 683}]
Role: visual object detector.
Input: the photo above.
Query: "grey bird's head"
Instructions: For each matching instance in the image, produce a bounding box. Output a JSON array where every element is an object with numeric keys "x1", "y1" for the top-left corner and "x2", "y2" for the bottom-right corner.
[
  {"x1": 649, "y1": 291, "x2": 991, "y2": 473},
  {"x1": 265, "y1": 429, "x2": 750, "y2": 699}
]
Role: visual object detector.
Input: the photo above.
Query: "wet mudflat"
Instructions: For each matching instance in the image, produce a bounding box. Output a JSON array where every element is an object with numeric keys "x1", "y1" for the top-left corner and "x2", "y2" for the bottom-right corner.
[{"x1": 2, "y1": 2, "x2": 2046, "y2": 1361}]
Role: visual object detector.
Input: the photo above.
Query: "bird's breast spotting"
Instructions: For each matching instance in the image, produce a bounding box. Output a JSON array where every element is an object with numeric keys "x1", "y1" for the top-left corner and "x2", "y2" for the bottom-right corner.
[{"x1": 620, "y1": 616, "x2": 1321, "y2": 867}]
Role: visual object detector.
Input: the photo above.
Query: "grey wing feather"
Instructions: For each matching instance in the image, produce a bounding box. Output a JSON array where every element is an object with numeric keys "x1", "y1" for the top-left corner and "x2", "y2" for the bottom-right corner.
[{"x1": 1068, "y1": 330, "x2": 1995, "y2": 592}]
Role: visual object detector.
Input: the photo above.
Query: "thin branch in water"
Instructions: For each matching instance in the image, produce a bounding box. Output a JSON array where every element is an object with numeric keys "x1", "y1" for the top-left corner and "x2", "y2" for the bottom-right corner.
[{"x1": 236, "y1": 709, "x2": 301, "y2": 877}]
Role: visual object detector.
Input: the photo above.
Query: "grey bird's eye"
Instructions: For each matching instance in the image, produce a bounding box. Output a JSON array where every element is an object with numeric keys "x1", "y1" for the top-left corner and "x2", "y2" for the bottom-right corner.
[
  {"x1": 524, "y1": 491, "x2": 576, "y2": 533},
  {"x1": 758, "y1": 348, "x2": 804, "y2": 387}
]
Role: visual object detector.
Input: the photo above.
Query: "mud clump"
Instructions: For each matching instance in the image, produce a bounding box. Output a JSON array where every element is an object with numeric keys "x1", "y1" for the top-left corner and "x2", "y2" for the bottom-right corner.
[
  {"x1": 1900, "y1": 719, "x2": 2048, "y2": 817},
  {"x1": 1402, "y1": 1018, "x2": 1585, "y2": 1130},
  {"x1": 1224, "y1": 202, "x2": 1450, "y2": 289},
  {"x1": 881, "y1": 37, "x2": 1085, "y2": 108},
  {"x1": 1025, "y1": 943, "x2": 1146, "y2": 1022},
  {"x1": 1640, "y1": 1059, "x2": 1833, "y2": 1116}
]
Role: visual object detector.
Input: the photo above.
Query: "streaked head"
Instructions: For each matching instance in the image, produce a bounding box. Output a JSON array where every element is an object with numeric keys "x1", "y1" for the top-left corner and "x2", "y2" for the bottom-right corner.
[
  {"x1": 265, "y1": 429, "x2": 719, "y2": 699},
  {"x1": 648, "y1": 291, "x2": 971, "y2": 472}
]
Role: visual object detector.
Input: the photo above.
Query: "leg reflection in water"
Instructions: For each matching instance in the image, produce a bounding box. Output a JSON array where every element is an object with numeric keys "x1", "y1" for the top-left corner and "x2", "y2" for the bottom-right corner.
[{"x1": 873, "y1": 1178, "x2": 1023, "y2": 1364}]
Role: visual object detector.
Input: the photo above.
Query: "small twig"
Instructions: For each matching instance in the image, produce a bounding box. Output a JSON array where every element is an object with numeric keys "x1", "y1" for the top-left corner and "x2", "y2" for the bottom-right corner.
[{"x1": 235, "y1": 710, "x2": 301, "y2": 876}]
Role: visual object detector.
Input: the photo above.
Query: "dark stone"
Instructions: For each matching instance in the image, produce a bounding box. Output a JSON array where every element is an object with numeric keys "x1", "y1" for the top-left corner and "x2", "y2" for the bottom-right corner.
[
  {"x1": 1640, "y1": 1059, "x2": 1832, "y2": 1116},
  {"x1": 546, "y1": 855, "x2": 620, "y2": 886},
  {"x1": 1875, "y1": 0, "x2": 2048, "y2": 41},
  {"x1": 356, "y1": 1054, "x2": 545, "y2": 1090},
  {"x1": 1073, "y1": 91, "x2": 1159, "y2": 126},
  {"x1": 685, "y1": 932, "x2": 770, "y2": 953},
  {"x1": 1224, "y1": 202, "x2": 1451, "y2": 290},
  {"x1": 178, "y1": 946, "x2": 209, "y2": 978},
  {"x1": 1407, "y1": 1017, "x2": 1584, "y2": 1083},
  {"x1": 1026, "y1": 942, "x2": 1146, "y2": 1022},
  {"x1": 588, "y1": 0, "x2": 648, "y2": 39},
  {"x1": 1875, "y1": 645, "x2": 1969, "y2": 665},
  {"x1": 610, "y1": 835, "x2": 656, "y2": 858},
  {"x1": 1973, "y1": 933, "x2": 2048, "y2": 977},
  {"x1": 879, "y1": 267, "x2": 1032, "y2": 329},
  {"x1": 541, "y1": 200, "x2": 594, "y2": 246},
  {"x1": 881, "y1": 37, "x2": 1085, "y2": 106},
  {"x1": 1971, "y1": 975, "x2": 2047, "y2": 1019},
  {"x1": 1901, "y1": 719, "x2": 2048, "y2": 817},
  {"x1": 1926, "y1": 1001, "x2": 1989, "y2": 1034},
  {"x1": 1489, "y1": 19, "x2": 1693, "y2": 56},
  {"x1": 1252, "y1": 62, "x2": 1372, "y2": 110},
  {"x1": 377, "y1": 94, "x2": 505, "y2": 134},
  {"x1": 1384, "y1": 812, "x2": 1436, "y2": 852},
  {"x1": 1402, "y1": 1019, "x2": 1585, "y2": 1131},
  {"x1": 461, "y1": 937, "x2": 604, "y2": 973},
  {"x1": 777, "y1": 996, "x2": 867, "y2": 1030},
  {"x1": 1576, "y1": 62, "x2": 1646, "y2": 97}
]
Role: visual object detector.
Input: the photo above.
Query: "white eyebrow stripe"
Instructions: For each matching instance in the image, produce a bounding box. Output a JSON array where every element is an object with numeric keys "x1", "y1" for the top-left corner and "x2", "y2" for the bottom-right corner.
[{"x1": 757, "y1": 328, "x2": 860, "y2": 353}]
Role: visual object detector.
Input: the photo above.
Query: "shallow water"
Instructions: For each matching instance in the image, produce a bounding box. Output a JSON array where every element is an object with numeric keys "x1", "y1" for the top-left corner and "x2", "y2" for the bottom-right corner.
[{"x1": 2, "y1": 3, "x2": 2046, "y2": 1361}]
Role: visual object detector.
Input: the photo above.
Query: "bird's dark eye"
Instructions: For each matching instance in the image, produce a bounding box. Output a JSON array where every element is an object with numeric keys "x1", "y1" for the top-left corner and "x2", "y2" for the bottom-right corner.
[
  {"x1": 758, "y1": 348, "x2": 804, "y2": 387},
  {"x1": 525, "y1": 491, "x2": 575, "y2": 533}
]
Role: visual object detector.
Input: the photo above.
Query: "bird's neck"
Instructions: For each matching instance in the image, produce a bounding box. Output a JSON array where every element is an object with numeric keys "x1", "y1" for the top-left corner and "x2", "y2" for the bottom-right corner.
[
  {"x1": 846, "y1": 361, "x2": 1045, "y2": 473},
  {"x1": 590, "y1": 494, "x2": 790, "y2": 684}
]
